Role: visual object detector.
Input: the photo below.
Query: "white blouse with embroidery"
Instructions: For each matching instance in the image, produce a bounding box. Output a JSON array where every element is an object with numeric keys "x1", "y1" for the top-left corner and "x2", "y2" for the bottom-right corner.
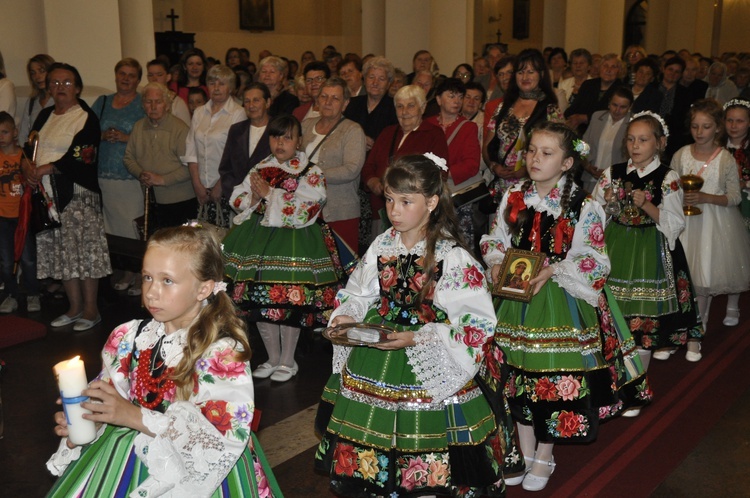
[
  {"x1": 229, "y1": 151, "x2": 327, "y2": 228},
  {"x1": 46, "y1": 319, "x2": 256, "y2": 497},
  {"x1": 329, "y1": 230, "x2": 498, "y2": 403}
]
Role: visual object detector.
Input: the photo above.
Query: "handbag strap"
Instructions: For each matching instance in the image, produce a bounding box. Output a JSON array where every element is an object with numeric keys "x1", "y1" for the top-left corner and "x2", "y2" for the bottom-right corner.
[
  {"x1": 309, "y1": 117, "x2": 345, "y2": 161},
  {"x1": 446, "y1": 119, "x2": 468, "y2": 145},
  {"x1": 387, "y1": 126, "x2": 401, "y2": 164},
  {"x1": 98, "y1": 95, "x2": 108, "y2": 121}
]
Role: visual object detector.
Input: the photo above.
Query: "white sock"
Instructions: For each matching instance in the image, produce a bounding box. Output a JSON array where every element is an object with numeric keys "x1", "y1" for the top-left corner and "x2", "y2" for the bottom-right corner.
[
  {"x1": 637, "y1": 347, "x2": 651, "y2": 372},
  {"x1": 697, "y1": 295, "x2": 712, "y2": 332},
  {"x1": 727, "y1": 294, "x2": 740, "y2": 315},
  {"x1": 279, "y1": 325, "x2": 301, "y2": 367},
  {"x1": 517, "y1": 423, "x2": 537, "y2": 463},
  {"x1": 256, "y1": 322, "x2": 281, "y2": 365}
]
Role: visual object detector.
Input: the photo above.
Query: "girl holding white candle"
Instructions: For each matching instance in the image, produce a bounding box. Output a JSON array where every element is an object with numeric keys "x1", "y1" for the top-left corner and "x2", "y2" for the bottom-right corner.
[
  {"x1": 53, "y1": 356, "x2": 97, "y2": 445},
  {"x1": 47, "y1": 225, "x2": 281, "y2": 497}
]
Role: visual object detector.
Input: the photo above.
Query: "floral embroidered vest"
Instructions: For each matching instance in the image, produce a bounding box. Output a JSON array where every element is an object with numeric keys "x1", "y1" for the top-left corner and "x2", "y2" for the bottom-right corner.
[
  {"x1": 512, "y1": 188, "x2": 586, "y2": 264},
  {"x1": 376, "y1": 253, "x2": 450, "y2": 326},
  {"x1": 728, "y1": 139, "x2": 750, "y2": 184},
  {"x1": 610, "y1": 162, "x2": 668, "y2": 227}
]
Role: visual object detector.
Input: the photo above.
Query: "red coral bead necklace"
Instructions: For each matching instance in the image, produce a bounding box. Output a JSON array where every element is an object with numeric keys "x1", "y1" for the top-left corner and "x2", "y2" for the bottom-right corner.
[{"x1": 134, "y1": 338, "x2": 175, "y2": 410}]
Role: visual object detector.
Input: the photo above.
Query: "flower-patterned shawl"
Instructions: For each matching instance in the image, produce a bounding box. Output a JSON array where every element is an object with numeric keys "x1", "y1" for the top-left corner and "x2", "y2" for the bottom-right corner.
[
  {"x1": 229, "y1": 150, "x2": 327, "y2": 227},
  {"x1": 480, "y1": 175, "x2": 610, "y2": 308},
  {"x1": 329, "y1": 230, "x2": 498, "y2": 403},
  {"x1": 592, "y1": 157, "x2": 685, "y2": 250},
  {"x1": 47, "y1": 319, "x2": 256, "y2": 497}
]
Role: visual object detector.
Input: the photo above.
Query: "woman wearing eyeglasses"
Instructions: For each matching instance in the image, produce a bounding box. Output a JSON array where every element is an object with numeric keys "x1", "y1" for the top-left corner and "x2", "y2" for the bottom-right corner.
[
  {"x1": 292, "y1": 61, "x2": 330, "y2": 122},
  {"x1": 452, "y1": 63, "x2": 475, "y2": 84},
  {"x1": 26, "y1": 63, "x2": 111, "y2": 331},
  {"x1": 301, "y1": 77, "x2": 366, "y2": 254}
]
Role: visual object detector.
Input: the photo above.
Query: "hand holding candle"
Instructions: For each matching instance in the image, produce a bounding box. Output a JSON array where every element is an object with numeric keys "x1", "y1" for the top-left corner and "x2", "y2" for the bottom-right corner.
[{"x1": 53, "y1": 356, "x2": 97, "y2": 445}]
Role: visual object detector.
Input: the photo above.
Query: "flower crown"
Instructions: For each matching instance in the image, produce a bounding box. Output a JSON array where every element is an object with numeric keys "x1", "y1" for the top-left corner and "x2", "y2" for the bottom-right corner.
[
  {"x1": 572, "y1": 139, "x2": 590, "y2": 158},
  {"x1": 423, "y1": 152, "x2": 448, "y2": 172},
  {"x1": 724, "y1": 98, "x2": 750, "y2": 111},
  {"x1": 630, "y1": 111, "x2": 670, "y2": 138}
]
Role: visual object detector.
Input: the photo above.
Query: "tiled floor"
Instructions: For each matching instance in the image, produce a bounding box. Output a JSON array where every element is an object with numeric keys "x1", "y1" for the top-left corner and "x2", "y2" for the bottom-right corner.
[{"x1": 1, "y1": 282, "x2": 749, "y2": 497}]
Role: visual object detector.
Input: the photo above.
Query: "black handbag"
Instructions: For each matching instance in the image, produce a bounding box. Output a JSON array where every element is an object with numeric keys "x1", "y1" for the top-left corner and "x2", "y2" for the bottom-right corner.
[
  {"x1": 30, "y1": 184, "x2": 61, "y2": 233},
  {"x1": 452, "y1": 181, "x2": 491, "y2": 208}
]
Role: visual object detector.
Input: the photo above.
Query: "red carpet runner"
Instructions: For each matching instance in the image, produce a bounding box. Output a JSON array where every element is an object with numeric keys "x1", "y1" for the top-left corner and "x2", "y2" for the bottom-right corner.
[{"x1": 0, "y1": 315, "x2": 47, "y2": 349}]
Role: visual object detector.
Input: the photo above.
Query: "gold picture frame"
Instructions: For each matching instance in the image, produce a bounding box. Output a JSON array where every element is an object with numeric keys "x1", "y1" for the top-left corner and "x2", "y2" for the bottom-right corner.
[{"x1": 492, "y1": 248, "x2": 544, "y2": 302}]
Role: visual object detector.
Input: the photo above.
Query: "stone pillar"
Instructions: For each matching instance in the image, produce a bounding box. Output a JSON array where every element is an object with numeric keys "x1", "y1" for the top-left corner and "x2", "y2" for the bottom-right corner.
[
  {"x1": 645, "y1": 0, "x2": 669, "y2": 54},
  {"x1": 118, "y1": 0, "x2": 156, "y2": 68},
  {"x1": 362, "y1": 0, "x2": 386, "y2": 56},
  {"x1": 43, "y1": 0, "x2": 124, "y2": 95},
  {"x1": 430, "y1": 0, "x2": 472, "y2": 72},
  {"x1": 384, "y1": 0, "x2": 472, "y2": 76},
  {"x1": 543, "y1": 0, "x2": 566, "y2": 50}
]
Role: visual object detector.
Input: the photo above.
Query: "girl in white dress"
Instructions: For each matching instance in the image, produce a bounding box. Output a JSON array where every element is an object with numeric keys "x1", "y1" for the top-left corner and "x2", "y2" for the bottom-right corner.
[{"x1": 670, "y1": 99, "x2": 750, "y2": 341}]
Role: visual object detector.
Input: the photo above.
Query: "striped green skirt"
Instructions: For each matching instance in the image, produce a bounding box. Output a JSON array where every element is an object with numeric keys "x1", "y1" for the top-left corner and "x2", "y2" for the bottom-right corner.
[
  {"x1": 223, "y1": 212, "x2": 348, "y2": 327},
  {"x1": 47, "y1": 425, "x2": 282, "y2": 497},
  {"x1": 314, "y1": 311, "x2": 508, "y2": 497},
  {"x1": 484, "y1": 279, "x2": 651, "y2": 443},
  {"x1": 605, "y1": 222, "x2": 703, "y2": 349}
]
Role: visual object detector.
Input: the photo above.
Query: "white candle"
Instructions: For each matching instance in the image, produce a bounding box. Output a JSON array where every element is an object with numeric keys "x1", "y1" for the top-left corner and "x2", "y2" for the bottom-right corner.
[{"x1": 53, "y1": 356, "x2": 97, "y2": 445}]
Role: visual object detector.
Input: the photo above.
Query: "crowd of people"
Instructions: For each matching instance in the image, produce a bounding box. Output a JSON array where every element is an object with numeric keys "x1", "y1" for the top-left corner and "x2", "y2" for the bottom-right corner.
[{"x1": 0, "y1": 41, "x2": 748, "y2": 496}]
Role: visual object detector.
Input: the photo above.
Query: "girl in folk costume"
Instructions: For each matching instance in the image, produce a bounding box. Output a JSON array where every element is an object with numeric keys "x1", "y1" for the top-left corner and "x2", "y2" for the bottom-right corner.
[
  {"x1": 47, "y1": 226, "x2": 280, "y2": 497},
  {"x1": 723, "y1": 98, "x2": 750, "y2": 234},
  {"x1": 592, "y1": 111, "x2": 704, "y2": 365},
  {"x1": 223, "y1": 115, "x2": 350, "y2": 383},
  {"x1": 480, "y1": 121, "x2": 650, "y2": 492},
  {"x1": 671, "y1": 99, "x2": 750, "y2": 337},
  {"x1": 315, "y1": 154, "x2": 512, "y2": 497}
]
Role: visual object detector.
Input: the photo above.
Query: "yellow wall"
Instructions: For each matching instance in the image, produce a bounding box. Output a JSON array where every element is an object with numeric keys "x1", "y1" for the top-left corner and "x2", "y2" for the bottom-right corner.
[
  {"x1": 177, "y1": 0, "x2": 362, "y2": 63},
  {"x1": 718, "y1": 0, "x2": 749, "y2": 55},
  {"x1": 474, "y1": 0, "x2": 546, "y2": 55}
]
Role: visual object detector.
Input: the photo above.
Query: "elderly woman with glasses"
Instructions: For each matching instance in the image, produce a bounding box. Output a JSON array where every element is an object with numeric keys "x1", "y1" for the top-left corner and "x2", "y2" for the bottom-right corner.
[
  {"x1": 184, "y1": 64, "x2": 246, "y2": 228},
  {"x1": 301, "y1": 77, "x2": 366, "y2": 253},
  {"x1": 27, "y1": 63, "x2": 111, "y2": 331}
]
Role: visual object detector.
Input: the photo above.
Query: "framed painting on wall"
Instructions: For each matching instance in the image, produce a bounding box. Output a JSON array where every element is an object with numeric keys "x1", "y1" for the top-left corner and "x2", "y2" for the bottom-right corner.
[{"x1": 240, "y1": 0, "x2": 274, "y2": 31}]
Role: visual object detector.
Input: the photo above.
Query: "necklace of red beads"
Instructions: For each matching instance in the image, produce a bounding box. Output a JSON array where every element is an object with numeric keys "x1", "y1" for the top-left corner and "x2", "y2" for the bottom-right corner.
[{"x1": 134, "y1": 345, "x2": 175, "y2": 409}]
